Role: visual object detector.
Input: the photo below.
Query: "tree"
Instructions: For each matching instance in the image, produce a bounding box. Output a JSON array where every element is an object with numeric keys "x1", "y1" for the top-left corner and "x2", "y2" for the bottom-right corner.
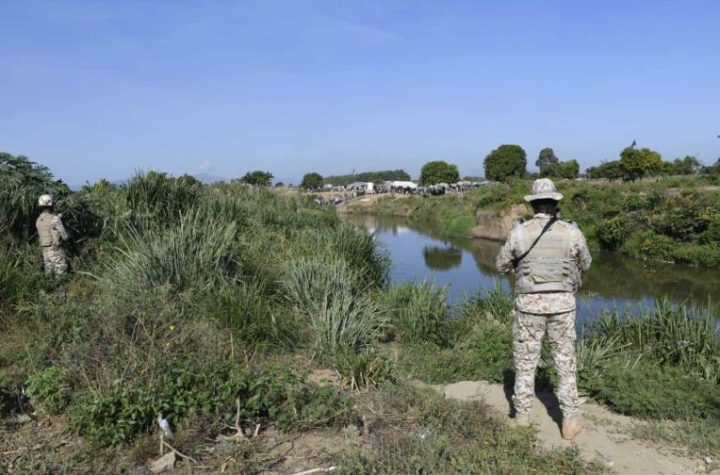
[
  {"x1": 662, "y1": 156, "x2": 702, "y2": 175},
  {"x1": 536, "y1": 148, "x2": 559, "y2": 175},
  {"x1": 300, "y1": 172, "x2": 324, "y2": 190},
  {"x1": 586, "y1": 160, "x2": 622, "y2": 180},
  {"x1": 548, "y1": 160, "x2": 580, "y2": 179},
  {"x1": 240, "y1": 170, "x2": 273, "y2": 186},
  {"x1": 419, "y1": 161, "x2": 460, "y2": 185},
  {"x1": 324, "y1": 169, "x2": 411, "y2": 186},
  {"x1": 619, "y1": 147, "x2": 662, "y2": 181},
  {"x1": 484, "y1": 145, "x2": 527, "y2": 182}
]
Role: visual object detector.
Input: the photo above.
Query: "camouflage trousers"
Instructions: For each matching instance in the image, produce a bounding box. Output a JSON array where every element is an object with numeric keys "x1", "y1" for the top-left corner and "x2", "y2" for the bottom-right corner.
[
  {"x1": 512, "y1": 309, "x2": 579, "y2": 419},
  {"x1": 41, "y1": 247, "x2": 68, "y2": 276}
]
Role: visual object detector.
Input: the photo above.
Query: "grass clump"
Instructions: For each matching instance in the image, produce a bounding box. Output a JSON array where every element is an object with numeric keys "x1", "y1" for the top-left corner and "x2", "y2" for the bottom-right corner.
[
  {"x1": 398, "y1": 285, "x2": 515, "y2": 384},
  {"x1": 284, "y1": 258, "x2": 386, "y2": 354},
  {"x1": 383, "y1": 280, "x2": 449, "y2": 345}
]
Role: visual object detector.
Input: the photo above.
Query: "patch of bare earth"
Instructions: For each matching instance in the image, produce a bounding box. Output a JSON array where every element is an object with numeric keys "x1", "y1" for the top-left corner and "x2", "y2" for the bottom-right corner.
[{"x1": 439, "y1": 380, "x2": 713, "y2": 475}]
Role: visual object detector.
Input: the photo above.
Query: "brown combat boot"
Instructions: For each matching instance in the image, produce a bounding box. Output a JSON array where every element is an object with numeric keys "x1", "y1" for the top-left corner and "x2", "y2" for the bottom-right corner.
[{"x1": 561, "y1": 415, "x2": 583, "y2": 440}]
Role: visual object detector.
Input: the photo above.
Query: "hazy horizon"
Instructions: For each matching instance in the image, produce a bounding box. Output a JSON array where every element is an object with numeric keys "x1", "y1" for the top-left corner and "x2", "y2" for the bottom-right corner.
[{"x1": 2, "y1": 0, "x2": 719, "y2": 185}]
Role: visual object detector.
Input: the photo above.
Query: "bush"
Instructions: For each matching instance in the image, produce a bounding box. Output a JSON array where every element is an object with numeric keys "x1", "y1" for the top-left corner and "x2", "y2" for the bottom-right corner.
[
  {"x1": 384, "y1": 281, "x2": 449, "y2": 345},
  {"x1": 597, "y1": 216, "x2": 629, "y2": 249},
  {"x1": 623, "y1": 231, "x2": 675, "y2": 262},
  {"x1": 26, "y1": 366, "x2": 70, "y2": 414}
]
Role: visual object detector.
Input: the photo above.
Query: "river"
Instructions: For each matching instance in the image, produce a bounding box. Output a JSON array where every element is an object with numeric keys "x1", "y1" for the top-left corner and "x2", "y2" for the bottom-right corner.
[{"x1": 342, "y1": 214, "x2": 720, "y2": 327}]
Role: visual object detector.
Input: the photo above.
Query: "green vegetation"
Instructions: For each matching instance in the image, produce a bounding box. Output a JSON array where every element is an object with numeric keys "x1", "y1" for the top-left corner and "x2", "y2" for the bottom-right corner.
[
  {"x1": 484, "y1": 144, "x2": 527, "y2": 182},
  {"x1": 1, "y1": 154, "x2": 604, "y2": 472},
  {"x1": 3, "y1": 151, "x2": 718, "y2": 469},
  {"x1": 419, "y1": 160, "x2": 460, "y2": 185},
  {"x1": 396, "y1": 287, "x2": 720, "y2": 455},
  {"x1": 536, "y1": 148, "x2": 580, "y2": 179},
  {"x1": 240, "y1": 170, "x2": 274, "y2": 186},
  {"x1": 324, "y1": 169, "x2": 411, "y2": 186},
  {"x1": 301, "y1": 171, "x2": 324, "y2": 190},
  {"x1": 345, "y1": 175, "x2": 720, "y2": 267}
]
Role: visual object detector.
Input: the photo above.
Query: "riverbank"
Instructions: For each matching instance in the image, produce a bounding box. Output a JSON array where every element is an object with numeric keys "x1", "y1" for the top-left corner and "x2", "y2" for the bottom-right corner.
[
  {"x1": 1, "y1": 163, "x2": 718, "y2": 472},
  {"x1": 0, "y1": 168, "x2": 599, "y2": 473},
  {"x1": 338, "y1": 177, "x2": 720, "y2": 267}
]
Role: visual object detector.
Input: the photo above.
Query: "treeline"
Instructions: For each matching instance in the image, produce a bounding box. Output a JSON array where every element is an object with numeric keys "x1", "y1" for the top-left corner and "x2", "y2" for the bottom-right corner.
[
  {"x1": 324, "y1": 169, "x2": 411, "y2": 186},
  {"x1": 484, "y1": 143, "x2": 718, "y2": 183}
]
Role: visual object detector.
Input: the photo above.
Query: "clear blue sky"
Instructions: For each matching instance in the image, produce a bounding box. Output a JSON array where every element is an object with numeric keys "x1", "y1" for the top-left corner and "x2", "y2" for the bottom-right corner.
[{"x1": 1, "y1": 0, "x2": 718, "y2": 185}]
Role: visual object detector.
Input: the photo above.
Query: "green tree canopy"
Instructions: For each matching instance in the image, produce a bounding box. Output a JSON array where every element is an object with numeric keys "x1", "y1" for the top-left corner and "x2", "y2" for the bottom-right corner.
[
  {"x1": 240, "y1": 170, "x2": 274, "y2": 186},
  {"x1": 324, "y1": 169, "x2": 411, "y2": 186},
  {"x1": 536, "y1": 148, "x2": 559, "y2": 175},
  {"x1": 419, "y1": 161, "x2": 460, "y2": 185},
  {"x1": 544, "y1": 159, "x2": 580, "y2": 179},
  {"x1": 619, "y1": 147, "x2": 662, "y2": 181},
  {"x1": 586, "y1": 161, "x2": 622, "y2": 180},
  {"x1": 661, "y1": 156, "x2": 702, "y2": 176},
  {"x1": 300, "y1": 172, "x2": 324, "y2": 190},
  {"x1": 484, "y1": 145, "x2": 527, "y2": 182}
]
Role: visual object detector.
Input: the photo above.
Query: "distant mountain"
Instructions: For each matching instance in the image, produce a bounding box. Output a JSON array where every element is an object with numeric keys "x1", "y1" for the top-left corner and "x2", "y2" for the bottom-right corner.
[{"x1": 193, "y1": 172, "x2": 227, "y2": 184}]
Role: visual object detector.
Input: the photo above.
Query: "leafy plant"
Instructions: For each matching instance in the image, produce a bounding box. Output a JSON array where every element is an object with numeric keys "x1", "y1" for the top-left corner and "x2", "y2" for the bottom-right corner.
[{"x1": 26, "y1": 366, "x2": 70, "y2": 414}]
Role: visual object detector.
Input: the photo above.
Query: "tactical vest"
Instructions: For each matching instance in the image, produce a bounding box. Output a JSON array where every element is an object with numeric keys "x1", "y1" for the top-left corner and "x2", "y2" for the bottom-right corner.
[
  {"x1": 36, "y1": 213, "x2": 56, "y2": 247},
  {"x1": 514, "y1": 219, "x2": 580, "y2": 294}
]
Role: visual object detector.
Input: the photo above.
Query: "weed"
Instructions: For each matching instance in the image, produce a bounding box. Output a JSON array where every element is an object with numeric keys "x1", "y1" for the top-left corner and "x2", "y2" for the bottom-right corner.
[{"x1": 25, "y1": 366, "x2": 70, "y2": 414}]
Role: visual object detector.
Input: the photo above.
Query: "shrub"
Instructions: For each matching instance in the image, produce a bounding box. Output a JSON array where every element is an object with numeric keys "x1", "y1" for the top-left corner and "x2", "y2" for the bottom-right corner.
[
  {"x1": 26, "y1": 366, "x2": 70, "y2": 414},
  {"x1": 597, "y1": 216, "x2": 630, "y2": 249},
  {"x1": 623, "y1": 230, "x2": 675, "y2": 262},
  {"x1": 384, "y1": 281, "x2": 448, "y2": 345}
]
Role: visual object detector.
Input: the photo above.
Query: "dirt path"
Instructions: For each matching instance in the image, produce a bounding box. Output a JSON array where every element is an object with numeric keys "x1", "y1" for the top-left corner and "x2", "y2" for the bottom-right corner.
[{"x1": 437, "y1": 380, "x2": 705, "y2": 475}]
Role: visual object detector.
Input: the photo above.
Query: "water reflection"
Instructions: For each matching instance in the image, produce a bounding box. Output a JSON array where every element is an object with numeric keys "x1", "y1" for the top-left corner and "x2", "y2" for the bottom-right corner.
[
  {"x1": 423, "y1": 246, "x2": 463, "y2": 270},
  {"x1": 343, "y1": 214, "x2": 719, "y2": 325}
]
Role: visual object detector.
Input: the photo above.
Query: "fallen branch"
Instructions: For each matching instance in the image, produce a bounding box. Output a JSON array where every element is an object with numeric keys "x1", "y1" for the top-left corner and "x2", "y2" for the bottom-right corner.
[{"x1": 162, "y1": 440, "x2": 199, "y2": 464}]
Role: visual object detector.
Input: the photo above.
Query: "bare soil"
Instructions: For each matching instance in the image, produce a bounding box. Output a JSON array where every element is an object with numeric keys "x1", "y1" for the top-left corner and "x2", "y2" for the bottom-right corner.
[{"x1": 437, "y1": 380, "x2": 711, "y2": 475}]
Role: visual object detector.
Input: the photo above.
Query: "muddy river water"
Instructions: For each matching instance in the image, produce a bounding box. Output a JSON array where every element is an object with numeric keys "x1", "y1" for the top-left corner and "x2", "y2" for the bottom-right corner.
[{"x1": 342, "y1": 215, "x2": 720, "y2": 327}]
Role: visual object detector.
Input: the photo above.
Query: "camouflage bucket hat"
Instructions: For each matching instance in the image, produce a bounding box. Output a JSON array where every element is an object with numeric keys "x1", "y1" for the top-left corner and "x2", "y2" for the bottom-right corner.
[
  {"x1": 524, "y1": 178, "x2": 563, "y2": 202},
  {"x1": 38, "y1": 194, "x2": 54, "y2": 207}
]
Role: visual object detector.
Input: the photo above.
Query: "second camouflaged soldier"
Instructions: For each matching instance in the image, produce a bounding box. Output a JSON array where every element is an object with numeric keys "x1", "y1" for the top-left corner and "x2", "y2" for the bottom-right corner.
[
  {"x1": 496, "y1": 178, "x2": 591, "y2": 441},
  {"x1": 36, "y1": 194, "x2": 70, "y2": 276}
]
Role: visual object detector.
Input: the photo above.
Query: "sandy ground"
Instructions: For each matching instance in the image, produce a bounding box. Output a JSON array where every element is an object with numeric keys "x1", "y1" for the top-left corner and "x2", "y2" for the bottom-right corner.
[{"x1": 437, "y1": 380, "x2": 709, "y2": 475}]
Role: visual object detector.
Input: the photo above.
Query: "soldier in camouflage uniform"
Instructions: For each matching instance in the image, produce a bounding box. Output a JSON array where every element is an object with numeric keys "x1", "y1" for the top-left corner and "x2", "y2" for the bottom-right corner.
[
  {"x1": 36, "y1": 194, "x2": 70, "y2": 276},
  {"x1": 496, "y1": 178, "x2": 591, "y2": 440}
]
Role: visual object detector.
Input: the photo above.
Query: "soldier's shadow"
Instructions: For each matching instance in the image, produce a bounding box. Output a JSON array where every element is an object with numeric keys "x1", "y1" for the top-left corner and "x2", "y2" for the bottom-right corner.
[{"x1": 502, "y1": 370, "x2": 563, "y2": 428}]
